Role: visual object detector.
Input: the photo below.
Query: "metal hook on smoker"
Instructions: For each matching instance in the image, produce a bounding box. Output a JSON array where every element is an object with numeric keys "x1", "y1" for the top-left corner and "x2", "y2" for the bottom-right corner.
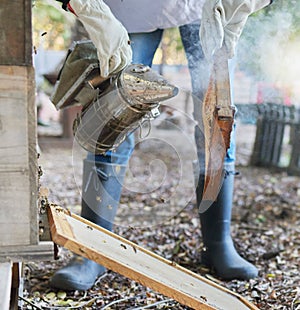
[
  {"x1": 138, "y1": 118, "x2": 152, "y2": 140},
  {"x1": 138, "y1": 106, "x2": 160, "y2": 139}
]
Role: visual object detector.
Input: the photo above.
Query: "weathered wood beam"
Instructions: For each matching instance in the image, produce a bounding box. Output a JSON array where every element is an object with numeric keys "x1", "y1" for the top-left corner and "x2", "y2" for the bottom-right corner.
[
  {"x1": 0, "y1": 0, "x2": 32, "y2": 65},
  {"x1": 48, "y1": 205, "x2": 259, "y2": 310},
  {"x1": 0, "y1": 262, "x2": 12, "y2": 310},
  {"x1": 0, "y1": 66, "x2": 39, "y2": 247}
]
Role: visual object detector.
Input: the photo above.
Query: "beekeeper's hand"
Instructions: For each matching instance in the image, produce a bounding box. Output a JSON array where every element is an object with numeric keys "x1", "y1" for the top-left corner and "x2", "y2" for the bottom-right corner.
[
  {"x1": 200, "y1": 0, "x2": 272, "y2": 60},
  {"x1": 68, "y1": 0, "x2": 132, "y2": 77}
]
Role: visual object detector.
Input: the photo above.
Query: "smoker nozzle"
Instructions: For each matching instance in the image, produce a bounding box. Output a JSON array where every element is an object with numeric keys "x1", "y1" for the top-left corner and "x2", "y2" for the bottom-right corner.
[{"x1": 120, "y1": 64, "x2": 178, "y2": 106}]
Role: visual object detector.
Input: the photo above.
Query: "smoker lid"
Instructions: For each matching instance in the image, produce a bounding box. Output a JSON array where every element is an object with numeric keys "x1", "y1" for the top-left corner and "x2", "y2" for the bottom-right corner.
[{"x1": 50, "y1": 40, "x2": 100, "y2": 110}]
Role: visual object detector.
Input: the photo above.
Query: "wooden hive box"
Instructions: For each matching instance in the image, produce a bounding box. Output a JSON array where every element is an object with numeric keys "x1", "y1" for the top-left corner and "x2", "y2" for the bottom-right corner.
[{"x1": 0, "y1": 0, "x2": 53, "y2": 262}]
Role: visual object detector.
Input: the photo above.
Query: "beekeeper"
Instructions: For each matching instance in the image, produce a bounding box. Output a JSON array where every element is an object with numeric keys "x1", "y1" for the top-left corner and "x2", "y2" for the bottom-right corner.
[{"x1": 50, "y1": 0, "x2": 272, "y2": 291}]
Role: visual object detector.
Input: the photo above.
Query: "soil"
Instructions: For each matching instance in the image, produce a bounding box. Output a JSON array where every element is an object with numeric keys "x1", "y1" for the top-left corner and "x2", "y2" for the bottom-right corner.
[{"x1": 20, "y1": 116, "x2": 300, "y2": 310}]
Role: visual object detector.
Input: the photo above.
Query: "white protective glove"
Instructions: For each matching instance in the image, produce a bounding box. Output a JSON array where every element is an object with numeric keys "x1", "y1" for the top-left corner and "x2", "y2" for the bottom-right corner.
[
  {"x1": 200, "y1": 0, "x2": 271, "y2": 60},
  {"x1": 69, "y1": 0, "x2": 132, "y2": 77}
]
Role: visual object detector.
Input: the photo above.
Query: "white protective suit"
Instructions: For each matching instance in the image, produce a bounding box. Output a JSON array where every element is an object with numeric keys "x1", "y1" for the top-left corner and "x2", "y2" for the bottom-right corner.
[
  {"x1": 68, "y1": 0, "x2": 204, "y2": 76},
  {"x1": 200, "y1": 0, "x2": 272, "y2": 59},
  {"x1": 68, "y1": 0, "x2": 271, "y2": 76},
  {"x1": 105, "y1": 0, "x2": 204, "y2": 33}
]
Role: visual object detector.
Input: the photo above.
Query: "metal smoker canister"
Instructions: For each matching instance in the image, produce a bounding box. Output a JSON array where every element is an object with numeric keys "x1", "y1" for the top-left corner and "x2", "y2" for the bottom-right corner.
[{"x1": 73, "y1": 64, "x2": 178, "y2": 154}]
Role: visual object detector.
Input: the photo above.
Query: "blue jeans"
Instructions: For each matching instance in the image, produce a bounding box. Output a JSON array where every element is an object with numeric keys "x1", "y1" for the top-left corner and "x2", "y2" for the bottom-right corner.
[
  {"x1": 179, "y1": 24, "x2": 236, "y2": 164},
  {"x1": 91, "y1": 25, "x2": 236, "y2": 165}
]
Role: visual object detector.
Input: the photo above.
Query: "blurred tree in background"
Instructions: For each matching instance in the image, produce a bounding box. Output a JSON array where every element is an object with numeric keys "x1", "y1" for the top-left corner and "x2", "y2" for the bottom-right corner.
[
  {"x1": 32, "y1": 0, "x2": 75, "y2": 51},
  {"x1": 154, "y1": 28, "x2": 186, "y2": 66},
  {"x1": 238, "y1": 0, "x2": 300, "y2": 82}
]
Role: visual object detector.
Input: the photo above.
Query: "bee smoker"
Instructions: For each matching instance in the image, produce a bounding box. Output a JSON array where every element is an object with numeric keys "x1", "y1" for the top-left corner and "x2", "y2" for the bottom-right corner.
[{"x1": 51, "y1": 41, "x2": 178, "y2": 154}]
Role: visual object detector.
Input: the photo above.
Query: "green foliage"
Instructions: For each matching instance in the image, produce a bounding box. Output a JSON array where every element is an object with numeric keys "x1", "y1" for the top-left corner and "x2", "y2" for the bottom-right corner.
[
  {"x1": 163, "y1": 28, "x2": 186, "y2": 65},
  {"x1": 154, "y1": 28, "x2": 186, "y2": 65},
  {"x1": 32, "y1": 0, "x2": 74, "y2": 50}
]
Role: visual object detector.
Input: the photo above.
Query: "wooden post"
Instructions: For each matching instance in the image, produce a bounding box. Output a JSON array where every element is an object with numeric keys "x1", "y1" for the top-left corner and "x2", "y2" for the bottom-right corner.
[
  {"x1": 0, "y1": 0, "x2": 53, "y2": 259},
  {"x1": 0, "y1": 262, "x2": 12, "y2": 310},
  {"x1": 288, "y1": 122, "x2": 300, "y2": 176},
  {"x1": 0, "y1": 0, "x2": 32, "y2": 66},
  {"x1": 0, "y1": 2, "x2": 54, "y2": 308},
  {"x1": 0, "y1": 0, "x2": 38, "y2": 249},
  {"x1": 0, "y1": 65, "x2": 38, "y2": 247}
]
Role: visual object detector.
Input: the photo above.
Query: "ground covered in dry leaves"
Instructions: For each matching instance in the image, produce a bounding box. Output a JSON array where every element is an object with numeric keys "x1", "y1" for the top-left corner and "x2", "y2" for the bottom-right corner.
[{"x1": 21, "y1": 125, "x2": 300, "y2": 310}]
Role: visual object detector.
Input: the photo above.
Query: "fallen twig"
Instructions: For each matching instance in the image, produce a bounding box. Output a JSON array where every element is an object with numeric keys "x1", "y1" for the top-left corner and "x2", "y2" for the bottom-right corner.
[
  {"x1": 239, "y1": 225, "x2": 269, "y2": 232},
  {"x1": 94, "y1": 271, "x2": 108, "y2": 286},
  {"x1": 101, "y1": 296, "x2": 136, "y2": 309},
  {"x1": 18, "y1": 296, "x2": 43, "y2": 310},
  {"x1": 129, "y1": 298, "x2": 174, "y2": 309}
]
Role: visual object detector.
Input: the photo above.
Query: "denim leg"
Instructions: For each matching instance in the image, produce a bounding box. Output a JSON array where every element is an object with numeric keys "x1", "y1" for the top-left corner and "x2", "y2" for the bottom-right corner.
[
  {"x1": 226, "y1": 58, "x2": 237, "y2": 164},
  {"x1": 179, "y1": 24, "x2": 207, "y2": 100},
  {"x1": 86, "y1": 134, "x2": 135, "y2": 165},
  {"x1": 129, "y1": 30, "x2": 164, "y2": 66},
  {"x1": 179, "y1": 23, "x2": 236, "y2": 164},
  {"x1": 179, "y1": 23, "x2": 207, "y2": 171},
  {"x1": 88, "y1": 29, "x2": 163, "y2": 165},
  {"x1": 226, "y1": 123, "x2": 236, "y2": 164}
]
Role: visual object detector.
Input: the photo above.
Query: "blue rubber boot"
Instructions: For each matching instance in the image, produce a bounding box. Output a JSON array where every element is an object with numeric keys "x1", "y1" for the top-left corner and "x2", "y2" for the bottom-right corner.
[
  {"x1": 199, "y1": 164, "x2": 258, "y2": 280},
  {"x1": 51, "y1": 159, "x2": 126, "y2": 290}
]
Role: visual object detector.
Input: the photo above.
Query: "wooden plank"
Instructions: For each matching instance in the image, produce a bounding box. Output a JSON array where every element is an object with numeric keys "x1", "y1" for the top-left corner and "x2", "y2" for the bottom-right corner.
[
  {"x1": 0, "y1": 242, "x2": 54, "y2": 262},
  {"x1": 0, "y1": 171, "x2": 31, "y2": 246},
  {"x1": 287, "y1": 122, "x2": 300, "y2": 175},
  {"x1": 0, "y1": 65, "x2": 39, "y2": 247},
  {"x1": 0, "y1": 262, "x2": 12, "y2": 310},
  {"x1": 48, "y1": 205, "x2": 258, "y2": 310},
  {"x1": 0, "y1": 0, "x2": 32, "y2": 65},
  {"x1": 200, "y1": 47, "x2": 234, "y2": 203},
  {"x1": 10, "y1": 263, "x2": 20, "y2": 310},
  {"x1": 0, "y1": 67, "x2": 34, "y2": 166}
]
